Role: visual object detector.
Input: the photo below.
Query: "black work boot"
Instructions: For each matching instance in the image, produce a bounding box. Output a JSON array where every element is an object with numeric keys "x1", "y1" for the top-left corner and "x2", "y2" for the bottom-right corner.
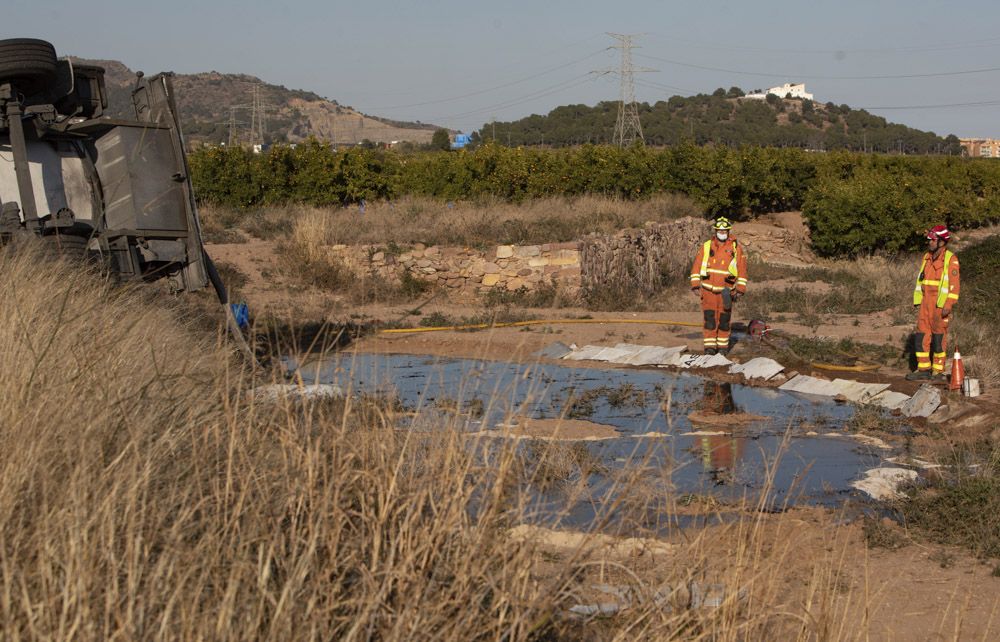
[
  {"x1": 705, "y1": 348, "x2": 718, "y2": 355},
  {"x1": 905, "y1": 370, "x2": 932, "y2": 381}
]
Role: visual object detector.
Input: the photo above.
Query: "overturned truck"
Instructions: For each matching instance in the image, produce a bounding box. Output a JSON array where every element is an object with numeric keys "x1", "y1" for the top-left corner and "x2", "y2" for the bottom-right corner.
[{"x1": 0, "y1": 38, "x2": 211, "y2": 292}]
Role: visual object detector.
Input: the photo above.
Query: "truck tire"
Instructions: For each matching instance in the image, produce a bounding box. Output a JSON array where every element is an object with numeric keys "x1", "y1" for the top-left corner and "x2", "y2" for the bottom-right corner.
[
  {"x1": 0, "y1": 39, "x2": 58, "y2": 93},
  {"x1": 42, "y1": 231, "x2": 90, "y2": 262}
]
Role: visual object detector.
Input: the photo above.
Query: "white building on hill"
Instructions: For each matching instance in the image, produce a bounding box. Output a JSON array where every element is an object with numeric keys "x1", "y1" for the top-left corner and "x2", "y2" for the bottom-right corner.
[{"x1": 745, "y1": 83, "x2": 814, "y2": 101}]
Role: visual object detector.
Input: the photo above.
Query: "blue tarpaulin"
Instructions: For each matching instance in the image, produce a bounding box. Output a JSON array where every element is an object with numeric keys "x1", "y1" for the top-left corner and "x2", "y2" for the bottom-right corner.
[{"x1": 230, "y1": 303, "x2": 250, "y2": 329}]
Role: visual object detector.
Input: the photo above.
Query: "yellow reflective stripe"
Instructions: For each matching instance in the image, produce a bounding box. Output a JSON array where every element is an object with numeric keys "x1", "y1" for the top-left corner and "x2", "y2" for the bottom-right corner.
[
  {"x1": 707, "y1": 268, "x2": 731, "y2": 275},
  {"x1": 736, "y1": 279, "x2": 748, "y2": 285},
  {"x1": 933, "y1": 353, "x2": 947, "y2": 359},
  {"x1": 932, "y1": 365, "x2": 945, "y2": 372},
  {"x1": 914, "y1": 255, "x2": 928, "y2": 305},
  {"x1": 701, "y1": 283, "x2": 725, "y2": 292},
  {"x1": 915, "y1": 351, "x2": 930, "y2": 357},
  {"x1": 699, "y1": 240, "x2": 711, "y2": 278},
  {"x1": 938, "y1": 250, "x2": 954, "y2": 308},
  {"x1": 947, "y1": 293, "x2": 959, "y2": 300},
  {"x1": 919, "y1": 280, "x2": 941, "y2": 286}
]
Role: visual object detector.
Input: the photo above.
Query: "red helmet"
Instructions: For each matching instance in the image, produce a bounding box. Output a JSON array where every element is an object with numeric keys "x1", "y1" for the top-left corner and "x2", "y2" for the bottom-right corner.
[{"x1": 926, "y1": 225, "x2": 951, "y2": 242}]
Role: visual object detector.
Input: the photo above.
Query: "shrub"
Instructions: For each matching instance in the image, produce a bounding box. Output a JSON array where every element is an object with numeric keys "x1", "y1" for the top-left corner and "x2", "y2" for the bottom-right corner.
[{"x1": 955, "y1": 235, "x2": 1000, "y2": 323}]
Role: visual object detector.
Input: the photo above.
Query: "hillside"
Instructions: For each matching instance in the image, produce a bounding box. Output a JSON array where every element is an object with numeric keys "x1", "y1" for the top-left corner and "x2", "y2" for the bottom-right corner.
[
  {"x1": 77, "y1": 58, "x2": 437, "y2": 146},
  {"x1": 474, "y1": 88, "x2": 962, "y2": 154}
]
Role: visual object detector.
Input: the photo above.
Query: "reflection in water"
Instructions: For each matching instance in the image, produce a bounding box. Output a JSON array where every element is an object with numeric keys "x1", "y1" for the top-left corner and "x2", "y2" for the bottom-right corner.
[
  {"x1": 302, "y1": 353, "x2": 883, "y2": 515},
  {"x1": 698, "y1": 382, "x2": 746, "y2": 485}
]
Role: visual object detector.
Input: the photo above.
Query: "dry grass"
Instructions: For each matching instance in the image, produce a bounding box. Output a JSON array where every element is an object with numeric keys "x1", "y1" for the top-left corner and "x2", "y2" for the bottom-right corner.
[
  {"x1": 581, "y1": 217, "x2": 708, "y2": 310},
  {"x1": 200, "y1": 193, "x2": 702, "y2": 248},
  {"x1": 745, "y1": 255, "x2": 914, "y2": 320},
  {"x1": 0, "y1": 246, "x2": 563, "y2": 638},
  {"x1": 952, "y1": 317, "x2": 1000, "y2": 389},
  {"x1": 1, "y1": 244, "x2": 990, "y2": 639},
  {"x1": 273, "y1": 215, "x2": 430, "y2": 303}
]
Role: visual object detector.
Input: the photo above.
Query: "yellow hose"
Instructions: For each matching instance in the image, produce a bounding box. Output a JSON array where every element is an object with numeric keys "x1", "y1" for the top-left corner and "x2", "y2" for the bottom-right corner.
[
  {"x1": 810, "y1": 361, "x2": 881, "y2": 373},
  {"x1": 377, "y1": 318, "x2": 703, "y2": 335},
  {"x1": 379, "y1": 322, "x2": 885, "y2": 372}
]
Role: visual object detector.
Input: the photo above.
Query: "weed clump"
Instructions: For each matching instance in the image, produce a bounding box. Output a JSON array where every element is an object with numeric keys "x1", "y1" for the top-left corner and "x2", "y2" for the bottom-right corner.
[
  {"x1": 902, "y1": 449, "x2": 1000, "y2": 559},
  {"x1": 845, "y1": 404, "x2": 910, "y2": 435},
  {"x1": 862, "y1": 516, "x2": 907, "y2": 551}
]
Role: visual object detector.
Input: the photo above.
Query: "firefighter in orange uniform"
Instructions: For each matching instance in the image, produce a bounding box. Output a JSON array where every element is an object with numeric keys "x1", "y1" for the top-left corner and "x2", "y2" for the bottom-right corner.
[
  {"x1": 907, "y1": 225, "x2": 960, "y2": 381},
  {"x1": 690, "y1": 217, "x2": 748, "y2": 355},
  {"x1": 696, "y1": 382, "x2": 746, "y2": 485}
]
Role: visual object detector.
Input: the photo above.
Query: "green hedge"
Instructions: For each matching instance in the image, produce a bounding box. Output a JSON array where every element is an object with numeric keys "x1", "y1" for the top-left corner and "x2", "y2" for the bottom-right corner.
[
  {"x1": 188, "y1": 141, "x2": 814, "y2": 212},
  {"x1": 803, "y1": 154, "x2": 1000, "y2": 256},
  {"x1": 188, "y1": 141, "x2": 1000, "y2": 256}
]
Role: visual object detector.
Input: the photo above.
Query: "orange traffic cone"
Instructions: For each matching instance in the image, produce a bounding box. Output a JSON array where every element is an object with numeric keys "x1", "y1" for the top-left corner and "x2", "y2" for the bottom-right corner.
[{"x1": 949, "y1": 347, "x2": 965, "y2": 391}]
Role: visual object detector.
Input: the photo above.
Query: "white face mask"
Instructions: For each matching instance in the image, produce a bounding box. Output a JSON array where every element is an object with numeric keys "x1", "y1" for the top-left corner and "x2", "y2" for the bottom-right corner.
[{"x1": 716, "y1": 231, "x2": 729, "y2": 242}]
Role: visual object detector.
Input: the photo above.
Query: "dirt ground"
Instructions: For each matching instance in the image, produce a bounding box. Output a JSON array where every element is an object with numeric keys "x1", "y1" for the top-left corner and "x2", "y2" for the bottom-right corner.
[
  {"x1": 518, "y1": 507, "x2": 1000, "y2": 639},
  {"x1": 206, "y1": 213, "x2": 1000, "y2": 638}
]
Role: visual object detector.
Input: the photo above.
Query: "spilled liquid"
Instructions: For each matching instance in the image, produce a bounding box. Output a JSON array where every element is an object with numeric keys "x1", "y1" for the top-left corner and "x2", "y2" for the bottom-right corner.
[{"x1": 295, "y1": 352, "x2": 888, "y2": 530}]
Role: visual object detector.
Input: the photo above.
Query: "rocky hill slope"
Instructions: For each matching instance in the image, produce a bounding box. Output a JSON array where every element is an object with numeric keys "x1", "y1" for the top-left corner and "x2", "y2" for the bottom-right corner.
[{"x1": 77, "y1": 58, "x2": 437, "y2": 146}]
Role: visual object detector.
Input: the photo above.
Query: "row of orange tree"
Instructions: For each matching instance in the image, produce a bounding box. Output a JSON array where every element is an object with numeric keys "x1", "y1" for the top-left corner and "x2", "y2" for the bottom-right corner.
[{"x1": 188, "y1": 140, "x2": 1000, "y2": 256}]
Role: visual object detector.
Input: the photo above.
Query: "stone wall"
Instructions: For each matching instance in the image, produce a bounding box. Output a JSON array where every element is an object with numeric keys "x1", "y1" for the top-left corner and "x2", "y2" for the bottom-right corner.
[{"x1": 326, "y1": 242, "x2": 582, "y2": 296}]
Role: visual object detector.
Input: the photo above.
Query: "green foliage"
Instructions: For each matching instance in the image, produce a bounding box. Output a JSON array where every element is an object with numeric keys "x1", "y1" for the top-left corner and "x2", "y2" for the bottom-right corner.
[
  {"x1": 469, "y1": 94, "x2": 962, "y2": 153},
  {"x1": 804, "y1": 154, "x2": 1000, "y2": 256},
  {"x1": 955, "y1": 236, "x2": 1000, "y2": 323},
  {"x1": 430, "y1": 128, "x2": 451, "y2": 151},
  {"x1": 190, "y1": 139, "x2": 400, "y2": 208}
]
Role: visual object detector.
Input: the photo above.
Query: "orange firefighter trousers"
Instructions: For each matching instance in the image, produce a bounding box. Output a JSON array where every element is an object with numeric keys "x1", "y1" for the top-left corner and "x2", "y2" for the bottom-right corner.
[
  {"x1": 915, "y1": 298, "x2": 950, "y2": 374},
  {"x1": 701, "y1": 289, "x2": 733, "y2": 353}
]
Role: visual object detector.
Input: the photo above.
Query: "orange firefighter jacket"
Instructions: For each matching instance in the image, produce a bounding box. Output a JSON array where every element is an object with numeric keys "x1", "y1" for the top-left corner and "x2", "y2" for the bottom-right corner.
[
  {"x1": 690, "y1": 237, "x2": 748, "y2": 294},
  {"x1": 914, "y1": 249, "x2": 960, "y2": 311}
]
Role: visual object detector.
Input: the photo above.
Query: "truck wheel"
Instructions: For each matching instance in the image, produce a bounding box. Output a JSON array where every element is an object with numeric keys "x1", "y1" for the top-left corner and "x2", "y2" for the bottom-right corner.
[
  {"x1": 0, "y1": 39, "x2": 58, "y2": 93},
  {"x1": 42, "y1": 232, "x2": 90, "y2": 262}
]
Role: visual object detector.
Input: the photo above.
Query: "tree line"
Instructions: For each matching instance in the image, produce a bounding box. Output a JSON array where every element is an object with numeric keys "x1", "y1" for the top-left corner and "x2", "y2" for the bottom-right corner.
[{"x1": 469, "y1": 89, "x2": 962, "y2": 155}]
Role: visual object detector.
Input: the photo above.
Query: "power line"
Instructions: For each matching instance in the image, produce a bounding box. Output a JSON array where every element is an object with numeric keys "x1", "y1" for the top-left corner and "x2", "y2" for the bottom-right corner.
[
  {"x1": 343, "y1": 33, "x2": 607, "y2": 101},
  {"x1": 634, "y1": 52, "x2": 1000, "y2": 80},
  {"x1": 645, "y1": 33, "x2": 1000, "y2": 55},
  {"x1": 431, "y1": 74, "x2": 597, "y2": 123},
  {"x1": 366, "y1": 49, "x2": 606, "y2": 111},
  {"x1": 862, "y1": 99, "x2": 1000, "y2": 110},
  {"x1": 634, "y1": 78, "x2": 697, "y2": 96}
]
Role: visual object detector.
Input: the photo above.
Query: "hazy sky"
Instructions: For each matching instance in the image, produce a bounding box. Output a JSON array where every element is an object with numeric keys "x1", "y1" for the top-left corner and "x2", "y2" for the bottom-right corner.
[{"x1": 6, "y1": 0, "x2": 1000, "y2": 137}]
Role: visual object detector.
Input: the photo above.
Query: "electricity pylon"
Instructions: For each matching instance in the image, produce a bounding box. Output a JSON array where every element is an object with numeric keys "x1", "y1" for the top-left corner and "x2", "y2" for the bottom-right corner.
[{"x1": 598, "y1": 33, "x2": 655, "y2": 147}]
